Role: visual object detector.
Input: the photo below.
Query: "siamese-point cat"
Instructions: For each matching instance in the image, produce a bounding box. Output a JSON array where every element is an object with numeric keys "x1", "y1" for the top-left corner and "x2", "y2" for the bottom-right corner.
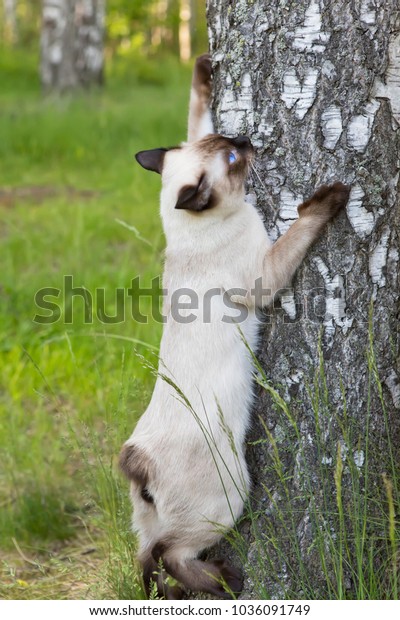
[{"x1": 120, "y1": 54, "x2": 350, "y2": 599}]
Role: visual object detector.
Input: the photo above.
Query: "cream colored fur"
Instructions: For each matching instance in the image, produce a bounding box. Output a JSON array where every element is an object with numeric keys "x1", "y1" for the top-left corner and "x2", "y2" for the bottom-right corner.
[{"x1": 120, "y1": 55, "x2": 350, "y2": 599}]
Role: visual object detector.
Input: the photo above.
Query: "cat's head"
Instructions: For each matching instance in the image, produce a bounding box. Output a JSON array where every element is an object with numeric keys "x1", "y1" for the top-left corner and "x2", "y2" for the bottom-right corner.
[{"x1": 135, "y1": 134, "x2": 254, "y2": 218}]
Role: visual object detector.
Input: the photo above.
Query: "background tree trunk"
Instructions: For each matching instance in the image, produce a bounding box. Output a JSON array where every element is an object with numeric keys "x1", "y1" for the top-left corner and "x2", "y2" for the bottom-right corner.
[
  {"x1": 41, "y1": 0, "x2": 105, "y2": 91},
  {"x1": 179, "y1": 0, "x2": 191, "y2": 61},
  {"x1": 3, "y1": 0, "x2": 17, "y2": 45},
  {"x1": 206, "y1": 0, "x2": 400, "y2": 599}
]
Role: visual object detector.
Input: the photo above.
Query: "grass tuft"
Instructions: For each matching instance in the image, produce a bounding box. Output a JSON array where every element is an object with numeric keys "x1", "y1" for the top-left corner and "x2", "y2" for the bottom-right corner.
[{"x1": 227, "y1": 326, "x2": 400, "y2": 599}]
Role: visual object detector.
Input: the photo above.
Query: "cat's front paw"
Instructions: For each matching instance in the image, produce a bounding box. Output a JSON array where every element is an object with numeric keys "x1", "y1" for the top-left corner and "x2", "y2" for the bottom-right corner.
[
  {"x1": 192, "y1": 53, "x2": 212, "y2": 97},
  {"x1": 298, "y1": 181, "x2": 351, "y2": 220}
]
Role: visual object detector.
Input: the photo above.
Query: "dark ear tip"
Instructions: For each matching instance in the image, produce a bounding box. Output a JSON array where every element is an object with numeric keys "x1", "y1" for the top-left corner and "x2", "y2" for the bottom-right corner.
[
  {"x1": 134, "y1": 151, "x2": 144, "y2": 164},
  {"x1": 135, "y1": 148, "x2": 167, "y2": 174}
]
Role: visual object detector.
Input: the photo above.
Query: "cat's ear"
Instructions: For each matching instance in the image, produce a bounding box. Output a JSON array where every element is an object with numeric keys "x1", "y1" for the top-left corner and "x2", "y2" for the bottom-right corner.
[
  {"x1": 175, "y1": 174, "x2": 214, "y2": 212},
  {"x1": 135, "y1": 148, "x2": 168, "y2": 174}
]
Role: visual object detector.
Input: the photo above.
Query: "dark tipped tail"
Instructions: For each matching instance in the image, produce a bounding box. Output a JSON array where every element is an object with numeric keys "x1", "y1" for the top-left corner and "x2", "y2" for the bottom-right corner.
[
  {"x1": 152, "y1": 543, "x2": 243, "y2": 599},
  {"x1": 141, "y1": 552, "x2": 184, "y2": 600}
]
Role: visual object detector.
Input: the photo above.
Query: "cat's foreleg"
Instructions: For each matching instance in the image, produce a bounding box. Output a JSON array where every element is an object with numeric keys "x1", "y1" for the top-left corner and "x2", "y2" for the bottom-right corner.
[
  {"x1": 187, "y1": 54, "x2": 214, "y2": 142},
  {"x1": 259, "y1": 182, "x2": 350, "y2": 305}
]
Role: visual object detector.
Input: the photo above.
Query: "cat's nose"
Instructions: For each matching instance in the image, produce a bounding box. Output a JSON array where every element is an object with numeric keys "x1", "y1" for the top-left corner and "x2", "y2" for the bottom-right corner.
[{"x1": 231, "y1": 135, "x2": 253, "y2": 150}]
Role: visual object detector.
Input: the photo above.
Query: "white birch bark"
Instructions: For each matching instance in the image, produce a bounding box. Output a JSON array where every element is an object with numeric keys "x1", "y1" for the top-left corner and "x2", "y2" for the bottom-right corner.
[
  {"x1": 41, "y1": 0, "x2": 105, "y2": 91},
  {"x1": 206, "y1": 0, "x2": 400, "y2": 599}
]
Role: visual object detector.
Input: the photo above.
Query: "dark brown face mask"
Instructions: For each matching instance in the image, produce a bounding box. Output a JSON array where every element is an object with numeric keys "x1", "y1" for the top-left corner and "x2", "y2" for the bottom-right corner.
[{"x1": 135, "y1": 134, "x2": 253, "y2": 214}]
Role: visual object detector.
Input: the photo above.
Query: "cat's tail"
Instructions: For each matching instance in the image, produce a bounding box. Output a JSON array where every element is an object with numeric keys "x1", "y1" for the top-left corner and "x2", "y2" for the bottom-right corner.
[
  {"x1": 149, "y1": 541, "x2": 243, "y2": 599},
  {"x1": 140, "y1": 550, "x2": 184, "y2": 600}
]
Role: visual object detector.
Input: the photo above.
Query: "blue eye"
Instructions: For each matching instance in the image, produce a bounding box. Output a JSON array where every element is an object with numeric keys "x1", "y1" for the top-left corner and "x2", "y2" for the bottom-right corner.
[{"x1": 229, "y1": 151, "x2": 237, "y2": 164}]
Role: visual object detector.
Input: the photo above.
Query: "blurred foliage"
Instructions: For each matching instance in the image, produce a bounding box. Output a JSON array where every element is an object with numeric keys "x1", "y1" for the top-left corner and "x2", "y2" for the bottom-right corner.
[
  {"x1": 0, "y1": 0, "x2": 41, "y2": 47},
  {"x1": 0, "y1": 0, "x2": 208, "y2": 60},
  {"x1": 107, "y1": 0, "x2": 208, "y2": 58}
]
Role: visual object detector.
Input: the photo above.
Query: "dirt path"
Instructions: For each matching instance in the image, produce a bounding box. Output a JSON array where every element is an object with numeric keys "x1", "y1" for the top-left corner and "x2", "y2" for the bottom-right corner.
[{"x1": 0, "y1": 186, "x2": 100, "y2": 207}]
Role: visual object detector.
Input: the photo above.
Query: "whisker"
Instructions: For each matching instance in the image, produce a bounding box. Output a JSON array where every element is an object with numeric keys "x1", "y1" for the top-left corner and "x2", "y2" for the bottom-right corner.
[
  {"x1": 248, "y1": 168, "x2": 256, "y2": 188},
  {"x1": 250, "y1": 163, "x2": 266, "y2": 192},
  {"x1": 250, "y1": 163, "x2": 278, "y2": 215}
]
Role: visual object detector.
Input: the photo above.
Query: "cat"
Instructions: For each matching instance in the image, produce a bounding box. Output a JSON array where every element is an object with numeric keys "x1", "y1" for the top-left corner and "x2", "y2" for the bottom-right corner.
[{"x1": 119, "y1": 54, "x2": 350, "y2": 599}]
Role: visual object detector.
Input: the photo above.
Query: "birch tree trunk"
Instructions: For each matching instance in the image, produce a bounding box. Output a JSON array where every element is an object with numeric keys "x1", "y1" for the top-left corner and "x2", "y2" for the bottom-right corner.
[
  {"x1": 3, "y1": 0, "x2": 17, "y2": 45},
  {"x1": 41, "y1": 0, "x2": 105, "y2": 91},
  {"x1": 207, "y1": 0, "x2": 400, "y2": 599},
  {"x1": 179, "y1": 0, "x2": 191, "y2": 61}
]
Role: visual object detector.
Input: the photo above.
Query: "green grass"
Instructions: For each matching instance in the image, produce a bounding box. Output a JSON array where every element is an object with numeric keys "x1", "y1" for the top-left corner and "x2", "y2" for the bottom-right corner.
[{"x1": 0, "y1": 46, "x2": 190, "y2": 599}]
